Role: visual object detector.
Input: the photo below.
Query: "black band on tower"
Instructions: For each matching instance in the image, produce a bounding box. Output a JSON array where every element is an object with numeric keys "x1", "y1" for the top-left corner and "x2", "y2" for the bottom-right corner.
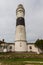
[{"x1": 16, "y1": 17, "x2": 25, "y2": 26}]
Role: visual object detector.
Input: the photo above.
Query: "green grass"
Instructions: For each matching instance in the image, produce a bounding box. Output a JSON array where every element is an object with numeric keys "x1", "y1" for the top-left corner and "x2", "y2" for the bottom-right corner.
[
  {"x1": 0, "y1": 58, "x2": 43, "y2": 62},
  {"x1": 0, "y1": 52, "x2": 43, "y2": 65},
  {"x1": 5, "y1": 58, "x2": 43, "y2": 61}
]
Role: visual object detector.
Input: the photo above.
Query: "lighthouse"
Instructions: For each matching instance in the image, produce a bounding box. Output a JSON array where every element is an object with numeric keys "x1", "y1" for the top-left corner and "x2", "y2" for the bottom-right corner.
[{"x1": 15, "y1": 4, "x2": 27, "y2": 52}]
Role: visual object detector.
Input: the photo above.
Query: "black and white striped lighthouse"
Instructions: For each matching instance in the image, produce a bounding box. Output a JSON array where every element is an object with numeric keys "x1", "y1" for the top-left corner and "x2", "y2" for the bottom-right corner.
[{"x1": 15, "y1": 4, "x2": 27, "y2": 52}]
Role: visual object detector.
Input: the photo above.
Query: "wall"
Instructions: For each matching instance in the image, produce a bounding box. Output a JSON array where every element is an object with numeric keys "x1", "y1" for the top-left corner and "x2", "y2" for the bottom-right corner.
[
  {"x1": 15, "y1": 41, "x2": 27, "y2": 52},
  {"x1": 27, "y1": 44, "x2": 40, "y2": 54},
  {"x1": 7, "y1": 44, "x2": 15, "y2": 52}
]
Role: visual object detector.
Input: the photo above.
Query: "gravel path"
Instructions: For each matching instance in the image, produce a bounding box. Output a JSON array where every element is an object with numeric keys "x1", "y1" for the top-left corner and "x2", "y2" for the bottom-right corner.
[{"x1": 24, "y1": 61, "x2": 43, "y2": 63}]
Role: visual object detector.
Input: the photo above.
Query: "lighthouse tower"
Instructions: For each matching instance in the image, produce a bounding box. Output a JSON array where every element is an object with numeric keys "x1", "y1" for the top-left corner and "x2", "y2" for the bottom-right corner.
[{"x1": 15, "y1": 4, "x2": 27, "y2": 52}]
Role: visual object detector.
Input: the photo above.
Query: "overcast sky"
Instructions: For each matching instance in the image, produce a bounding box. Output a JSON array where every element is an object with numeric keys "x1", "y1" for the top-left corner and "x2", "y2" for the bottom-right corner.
[{"x1": 0, "y1": 0, "x2": 43, "y2": 43}]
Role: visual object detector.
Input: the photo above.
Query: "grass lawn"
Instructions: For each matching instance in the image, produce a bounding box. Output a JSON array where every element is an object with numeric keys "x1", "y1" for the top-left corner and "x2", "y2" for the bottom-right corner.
[{"x1": 0, "y1": 52, "x2": 43, "y2": 65}]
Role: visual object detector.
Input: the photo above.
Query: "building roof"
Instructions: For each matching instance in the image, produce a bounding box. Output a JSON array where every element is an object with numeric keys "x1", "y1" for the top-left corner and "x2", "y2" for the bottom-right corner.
[{"x1": 27, "y1": 43, "x2": 34, "y2": 45}]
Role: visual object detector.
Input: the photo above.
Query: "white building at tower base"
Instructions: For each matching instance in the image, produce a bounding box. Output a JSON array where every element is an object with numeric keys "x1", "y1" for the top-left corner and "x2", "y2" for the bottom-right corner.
[{"x1": 0, "y1": 39, "x2": 42, "y2": 54}]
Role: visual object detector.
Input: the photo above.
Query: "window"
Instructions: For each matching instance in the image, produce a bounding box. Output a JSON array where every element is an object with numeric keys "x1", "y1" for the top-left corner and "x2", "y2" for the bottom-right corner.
[
  {"x1": 29, "y1": 46, "x2": 32, "y2": 52},
  {"x1": 0, "y1": 46, "x2": 2, "y2": 48},
  {"x1": 9, "y1": 46, "x2": 12, "y2": 49},
  {"x1": 4, "y1": 46, "x2": 7, "y2": 49},
  {"x1": 29, "y1": 46, "x2": 32, "y2": 49},
  {"x1": 9, "y1": 46, "x2": 12, "y2": 52}
]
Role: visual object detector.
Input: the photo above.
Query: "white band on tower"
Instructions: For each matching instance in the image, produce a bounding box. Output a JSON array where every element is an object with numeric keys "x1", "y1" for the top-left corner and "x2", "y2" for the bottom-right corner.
[{"x1": 16, "y1": 4, "x2": 25, "y2": 18}]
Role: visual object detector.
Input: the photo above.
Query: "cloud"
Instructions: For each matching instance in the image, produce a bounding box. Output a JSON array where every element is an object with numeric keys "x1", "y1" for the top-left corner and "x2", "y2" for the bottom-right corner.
[{"x1": 26, "y1": 0, "x2": 43, "y2": 42}]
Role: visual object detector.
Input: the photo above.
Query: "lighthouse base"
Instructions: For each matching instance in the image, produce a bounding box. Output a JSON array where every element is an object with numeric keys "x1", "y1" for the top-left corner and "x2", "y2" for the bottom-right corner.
[{"x1": 15, "y1": 41, "x2": 27, "y2": 52}]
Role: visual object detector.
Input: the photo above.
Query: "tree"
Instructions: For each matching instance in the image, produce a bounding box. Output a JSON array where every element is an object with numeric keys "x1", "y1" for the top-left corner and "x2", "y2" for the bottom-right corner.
[{"x1": 35, "y1": 39, "x2": 43, "y2": 51}]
